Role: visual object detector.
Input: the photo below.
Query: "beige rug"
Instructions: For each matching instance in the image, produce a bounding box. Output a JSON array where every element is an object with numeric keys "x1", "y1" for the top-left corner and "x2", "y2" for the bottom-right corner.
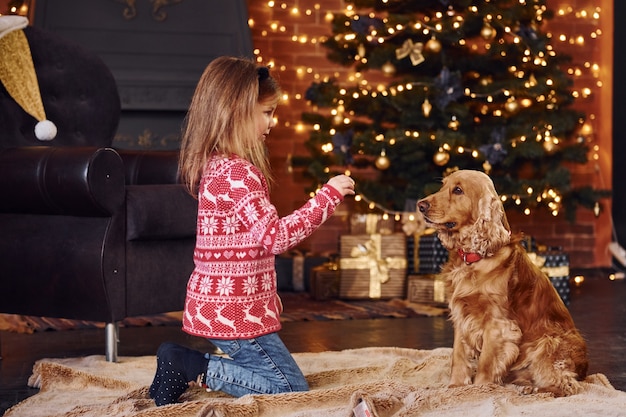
[
  {"x1": 0, "y1": 295, "x2": 446, "y2": 334},
  {"x1": 5, "y1": 347, "x2": 625, "y2": 417}
]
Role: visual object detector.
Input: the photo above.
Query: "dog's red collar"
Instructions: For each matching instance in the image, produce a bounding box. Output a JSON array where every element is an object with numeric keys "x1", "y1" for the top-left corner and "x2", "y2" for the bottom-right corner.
[{"x1": 457, "y1": 249, "x2": 483, "y2": 264}]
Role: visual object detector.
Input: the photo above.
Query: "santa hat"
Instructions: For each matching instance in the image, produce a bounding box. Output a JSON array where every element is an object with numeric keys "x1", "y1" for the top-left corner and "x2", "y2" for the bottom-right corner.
[{"x1": 0, "y1": 15, "x2": 57, "y2": 140}]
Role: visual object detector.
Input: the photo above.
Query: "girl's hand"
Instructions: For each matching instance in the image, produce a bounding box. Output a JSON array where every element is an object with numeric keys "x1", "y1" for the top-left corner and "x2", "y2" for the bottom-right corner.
[{"x1": 327, "y1": 175, "x2": 355, "y2": 197}]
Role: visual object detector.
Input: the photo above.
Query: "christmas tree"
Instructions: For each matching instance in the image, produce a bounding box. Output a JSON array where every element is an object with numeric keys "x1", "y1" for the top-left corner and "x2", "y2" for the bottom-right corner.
[{"x1": 301, "y1": 0, "x2": 609, "y2": 221}]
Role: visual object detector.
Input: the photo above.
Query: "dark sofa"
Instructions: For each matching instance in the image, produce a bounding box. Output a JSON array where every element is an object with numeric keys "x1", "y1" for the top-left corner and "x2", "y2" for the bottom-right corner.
[{"x1": 0, "y1": 23, "x2": 197, "y2": 361}]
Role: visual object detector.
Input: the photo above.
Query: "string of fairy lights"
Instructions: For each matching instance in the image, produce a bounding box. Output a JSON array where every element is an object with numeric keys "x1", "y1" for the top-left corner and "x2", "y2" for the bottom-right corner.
[{"x1": 248, "y1": 1, "x2": 606, "y2": 220}]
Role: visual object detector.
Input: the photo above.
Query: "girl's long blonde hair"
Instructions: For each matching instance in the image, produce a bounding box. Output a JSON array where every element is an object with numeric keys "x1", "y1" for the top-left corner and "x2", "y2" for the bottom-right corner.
[{"x1": 178, "y1": 56, "x2": 281, "y2": 196}]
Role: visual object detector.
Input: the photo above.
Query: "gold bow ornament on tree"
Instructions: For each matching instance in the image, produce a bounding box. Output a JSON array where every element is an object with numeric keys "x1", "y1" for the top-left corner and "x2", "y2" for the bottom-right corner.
[{"x1": 395, "y1": 39, "x2": 424, "y2": 66}]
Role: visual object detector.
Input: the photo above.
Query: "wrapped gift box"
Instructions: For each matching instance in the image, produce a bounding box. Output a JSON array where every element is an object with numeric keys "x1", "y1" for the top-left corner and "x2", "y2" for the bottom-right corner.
[
  {"x1": 550, "y1": 276, "x2": 571, "y2": 306},
  {"x1": 309, "y1": 263, "x2": 340, "y2": 300},
  {"x1": 540, "y1": 250, "x2": 570, "y2": 306},
  {"x1": 407, "y1": 232, "x2": 449, "y2": 274},
  {"x1": 406, "y1": 274, "x2": 449, "y2": 306},
  {"x1": 528, "y1": 249, "x2": 571, "y2": 306},
  {"x1": 275, "y1": 252, "x2": 330, "y2": 292},
  {"x1": 339, "y1": 233, "x2": 407, "y2": 299}
]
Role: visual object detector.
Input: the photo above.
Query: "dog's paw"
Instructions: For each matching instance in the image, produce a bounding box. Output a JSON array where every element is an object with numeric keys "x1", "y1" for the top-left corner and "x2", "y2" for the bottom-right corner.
[
  {"x1": 531, "y1": 378, "x2": 582, "y2": 397},
  {"x1": 556, "y1": 378, "x2": 583, "y2": 397},
  {"x1": 510, "y1": 384, "x2": 537, "y2": 395},
  {"x1": 448, "y1": 376, "x2": 472, "y2": 387}
]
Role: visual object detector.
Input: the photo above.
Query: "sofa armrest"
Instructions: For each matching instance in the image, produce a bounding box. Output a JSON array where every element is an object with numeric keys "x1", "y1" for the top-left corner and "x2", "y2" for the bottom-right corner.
[
  {"x1": 117, "y1": 149, "x2": 181, "y2": 185},
  {"x1": 0, "y1": 146, "x2": 125, "y2": 216}
]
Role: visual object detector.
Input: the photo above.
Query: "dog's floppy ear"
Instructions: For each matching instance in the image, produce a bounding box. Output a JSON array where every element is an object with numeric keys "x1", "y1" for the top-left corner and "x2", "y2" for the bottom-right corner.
[
  {"x1": 464, "y1": 194, "x2": 511, "y2": 256},
  {"x1": 500, "y1": 205, "x2": 511, "y2": 233},
  {"x1": 479, "y1": 193, "x2": 510, "y2": 229}
]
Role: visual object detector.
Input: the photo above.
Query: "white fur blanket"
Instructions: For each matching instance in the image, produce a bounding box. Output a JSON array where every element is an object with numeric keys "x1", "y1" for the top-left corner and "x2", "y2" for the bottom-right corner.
[{"x1": 5, "y1": 347, "x2": 626, "y2": 417}]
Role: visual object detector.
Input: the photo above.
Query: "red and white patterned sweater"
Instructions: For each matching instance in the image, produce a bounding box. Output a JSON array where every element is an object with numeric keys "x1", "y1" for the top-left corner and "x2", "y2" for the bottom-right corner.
[{"x1": 182, "y1": 155, "x2": 343, "y2": 339}]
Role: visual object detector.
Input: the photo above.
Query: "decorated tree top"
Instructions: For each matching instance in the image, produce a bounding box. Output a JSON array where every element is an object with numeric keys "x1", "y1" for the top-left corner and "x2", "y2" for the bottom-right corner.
[{"x1": 301, "y1": 0, "x2": 609, "y2": 221}]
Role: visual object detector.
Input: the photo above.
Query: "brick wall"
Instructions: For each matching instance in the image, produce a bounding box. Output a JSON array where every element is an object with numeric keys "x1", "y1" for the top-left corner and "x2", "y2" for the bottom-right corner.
[
  {"x1": 246, "y1": 0, "x2": 613, "y2": 268},
  {"x1": 0, "y1": 0, "x2": 611, "y2": 266}
]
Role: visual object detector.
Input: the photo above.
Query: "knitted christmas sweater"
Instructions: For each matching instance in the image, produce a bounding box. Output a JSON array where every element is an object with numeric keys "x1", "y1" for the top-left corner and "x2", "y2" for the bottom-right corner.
[{"x1": 182, "y1": 155, "x2": 343, "y2": 339}]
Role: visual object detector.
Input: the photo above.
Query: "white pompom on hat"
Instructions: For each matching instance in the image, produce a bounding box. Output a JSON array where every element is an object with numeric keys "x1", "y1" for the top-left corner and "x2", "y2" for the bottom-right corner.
[
  {"x1": 0, "y1": 15, "x2": 57, "y2": 141},
  {"x1": 34, "y1": 119, "x2": 57, "y2": 141}
]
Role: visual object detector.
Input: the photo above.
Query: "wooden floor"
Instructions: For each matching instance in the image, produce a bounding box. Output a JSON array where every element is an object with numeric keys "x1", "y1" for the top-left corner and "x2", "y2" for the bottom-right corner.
[{"x1": 1, "y1": 268, "x2": 625, "y2": 414}]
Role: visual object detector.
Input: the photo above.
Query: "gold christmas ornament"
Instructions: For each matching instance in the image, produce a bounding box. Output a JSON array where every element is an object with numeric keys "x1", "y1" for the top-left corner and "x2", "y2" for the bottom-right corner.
[
  {"x1": 0, "y1": 16, "x2": 57, "y2": 141},
  {"x1": 422, "y1": 98, "x2": 432, "y2": 117},
  {"x1": 375, "y1": 150, "x2": 390, "y2": 170},
  {"x1": 433, "y1": 149, "x2": 450, "y2": 166},
  {"x1": 357, "y1": 43, "x2": 366, "y2": 58},
  {"x1": 481, "y1": 23, "x2": 496, "y2": 40},
  {"x1": 448, "y1": 117, "x2": 460, "y2": 131},
  {"x1": 382, "y1": 61, "x2": 396, "y2": 76},
  {"x1": 425, "y1": 37, "x2": 442, "y2": 53},
  {"x1": 483, "y1": 160, "x2": 492, "y2": 174}
]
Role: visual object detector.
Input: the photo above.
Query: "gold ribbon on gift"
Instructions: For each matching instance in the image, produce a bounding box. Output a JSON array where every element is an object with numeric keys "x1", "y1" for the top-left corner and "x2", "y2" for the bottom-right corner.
[
  {"x1": 542, "y1": 265, "x2": 570, "y2": 278},
  {"x1": 527, "y1": 252, "x2": 545, "y2": 267},
  {"x1": 339, "y1": 234, "x2": 407, "y2": 298},
  {"x1": 365, "y1": 214, "x2": 379, "y2": 235},
  {"x1": 433, "y1": 278, "x2": 446, "y2": 303},
  {"x1": 412, "y1": 232, "x2": 421, "y2": 272},
  {"x1": 527, "y1": 252, "x2": 570, "y2": 278}
]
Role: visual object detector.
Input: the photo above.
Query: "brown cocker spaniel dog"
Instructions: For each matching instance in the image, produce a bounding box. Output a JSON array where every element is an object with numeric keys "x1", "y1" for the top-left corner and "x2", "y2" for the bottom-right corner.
[{"x1": 417, "y1": 169, "x2": 588, "y2": 396}]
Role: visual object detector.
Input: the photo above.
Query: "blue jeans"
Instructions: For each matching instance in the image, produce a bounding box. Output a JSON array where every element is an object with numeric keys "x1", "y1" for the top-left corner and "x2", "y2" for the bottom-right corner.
[{"x1": 206, "y1": 332, "x2": 309, "y2": 397}]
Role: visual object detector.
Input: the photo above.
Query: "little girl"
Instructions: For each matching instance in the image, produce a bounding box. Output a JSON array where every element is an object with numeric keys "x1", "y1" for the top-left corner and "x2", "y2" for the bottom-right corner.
[{"x1": 149, "y1": 56, "x2": 355, "y2": 406}]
